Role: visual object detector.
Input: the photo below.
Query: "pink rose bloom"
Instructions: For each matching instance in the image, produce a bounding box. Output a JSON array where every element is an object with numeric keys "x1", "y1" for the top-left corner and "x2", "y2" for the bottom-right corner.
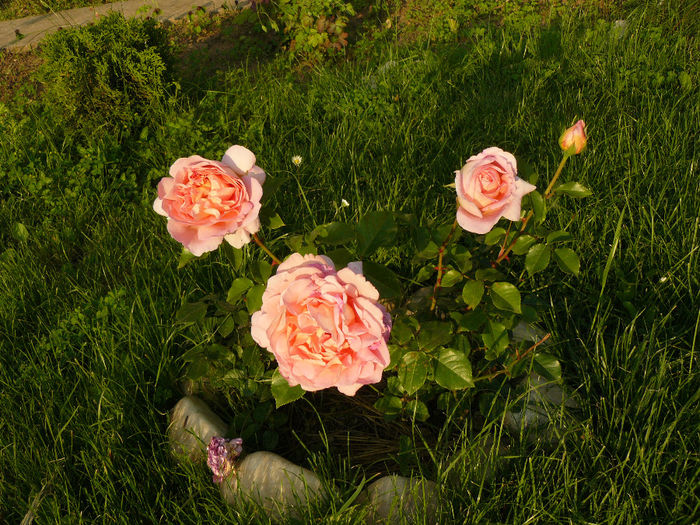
[
  {"x1": 455, "y1": 147, "x2": 536, "y2": 234},
  {"x1": 559, "y1": 120, "x2": 587, "y2": 155},
  {"x1": 251, "y1": 254, "x2": 392, "y2": 396},
  {"x1": 153, "y1": 145, "x2": 266, "y2": 256}
]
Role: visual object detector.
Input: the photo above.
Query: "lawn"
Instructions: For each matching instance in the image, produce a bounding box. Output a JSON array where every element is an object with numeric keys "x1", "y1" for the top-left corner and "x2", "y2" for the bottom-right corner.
[{"x1": 0, "y1": 0, "x2": 698, "y2": 523}]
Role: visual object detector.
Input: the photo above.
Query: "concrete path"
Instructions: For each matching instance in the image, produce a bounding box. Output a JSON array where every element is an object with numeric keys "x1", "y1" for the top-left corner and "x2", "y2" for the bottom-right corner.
[{"x1": 0, "y1": 0, "x2": 250, "y2": 51}]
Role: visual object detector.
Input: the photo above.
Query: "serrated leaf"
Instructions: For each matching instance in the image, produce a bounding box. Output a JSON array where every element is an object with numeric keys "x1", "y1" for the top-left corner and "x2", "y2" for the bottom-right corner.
[
  {"x1": 417, "y1": 321, "x2": 453, "y2": 350},
  {"x1": 326, "y1": 248, "x2": 354, "y2": 268},
  {"x1": 555, "y1": 181, "x2": 592, "y2": 198},
  {"x1": 246, "y1": 284, "x2": 265, "y2": 313},
  {"x1": 546, "y1": 230, "x2": 573, "y2": 244},
  {"x1": 484, "y1": 227, "x2": 506, "y2": 246},
  {"x1": 391, "y1": 319, "x2": 415, "y2": 345},
  {"x1": 362, "y1": 261, "x2": 402, "y2": 299},
  {"x1": 475, "y1": 268, "x2": 506, "y2": 281},
  {"x1": 448, "y1": 244, "x2": 472, "y2": 272},
  {"x1": 405, "y1": 400, "x2": 429, "y2": 422},
  {"x1": 482, "y1": 321, "x2": 509, "y2": 359},
  {"x1": 217, "y1": 316, "x2": 236, "y2": 338},
  {"x1": 176, "y1": 302, "x2": 207, "y2": 324},
  {"x1": 511, "y1": 235, "x2": 537, "y2": 255},
  {"x1": 462, "y1": 280, "x2": 484, "y2": 309},
  {"x1": 266, "y1": 213, "x2": 285, "y2": 229},
  {"x1": 252, "y1": 260, "x2": 272, "y2": 283},
  {"x1": 177, "y1": 248, "x2": 198, "y2": 269},
  {"x1": 416, "y1": 265, "x2": 435, "y2": 282},
  {"x1": 374, "y1": 395, "x2": 403, "y2": 416},
  {"x1": 490, "y1": 282, "x2": 522, "y2": 313},
  {"x1": 554, "y1": 247, "x2": 580, "y2": 276},
  {"x1": 398, "y1": 351, "x2": 429, "y2": 394},
  {"x1": 186, "y1": 359, "x2": 209, "y2": 381},
  {"x1": 525, "y1": 244, "x2": 551, "y2": 276},
  {"x1": 227, "y1": 277, "x2": 253, "y2": 304},
  {"x1": 441, "y1": 269, "x2": 463, "y2": 288},
  {"x1": 530, "y1": 191, "x2": 546, "y2": 223},
  {"x1": 221, "y1": 243, "x2": 244, "y2": 271},
  {"x1": 533, "y1": 353, "x2": 562, "y2": 382},
  {"x1": 271, "y1": 369, "x2": 305, "y2": 408},
  {"x1": 435, "y1": 348, "x2": 474, "y2": 390},
  {"x1": 357, "y1": 211, "x2": 398, "y2": 257},
  {"x1": 456, "y1": 310, "x2": 488, "y2": 331},
  {"x1": 310, "y1": 222, "x2": 355, "y2": 245}
]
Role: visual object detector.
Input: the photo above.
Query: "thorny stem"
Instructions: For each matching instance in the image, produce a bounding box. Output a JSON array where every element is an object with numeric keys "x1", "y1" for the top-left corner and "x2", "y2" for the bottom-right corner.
[
  {"x1": 253, "y1": 233, "x2": 281, "y2": 265},
  {"x1": 495, "y1": 155, "x2": 570, "y2": 264},
  {"x1": 430, "y1": 217, "x2": 459, "y2": 312},
  {"x1": 473, "y1": 333, "x2": 551, "y2": 382}
]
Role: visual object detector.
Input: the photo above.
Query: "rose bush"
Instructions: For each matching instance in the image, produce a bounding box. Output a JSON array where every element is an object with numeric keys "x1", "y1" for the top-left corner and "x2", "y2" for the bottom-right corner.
[
  {"x1": 455, "y1": 147, "x2": 536, "y2": 234},
  {"x1": 153, "y1": 145, "x2": 266, "y2": 256},
  {"x1": 251, "y1": 254, "x2": 392, "y2": 396}
]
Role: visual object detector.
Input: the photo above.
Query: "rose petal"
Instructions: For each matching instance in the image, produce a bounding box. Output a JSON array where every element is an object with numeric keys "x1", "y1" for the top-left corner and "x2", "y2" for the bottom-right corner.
[{"x1": 221, "y1": 145, "x2": 256, "y2": 175}]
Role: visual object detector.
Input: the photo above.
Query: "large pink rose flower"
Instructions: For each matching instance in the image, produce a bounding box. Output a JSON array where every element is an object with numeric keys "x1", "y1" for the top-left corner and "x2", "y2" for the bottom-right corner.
[
  {"x1": 455, "y1": 147, "x2": 536, "y2": 234},
  {"x1": 251, "y1": 254, "x2": 392, "y2": 396},
  {"x1": 153, "y1": 145, "x2": 266, "y2": 256}
]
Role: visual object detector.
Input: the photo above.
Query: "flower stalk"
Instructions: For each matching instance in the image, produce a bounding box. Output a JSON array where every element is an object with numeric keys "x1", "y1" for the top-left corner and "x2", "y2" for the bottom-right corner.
[
  {"x1": 253, "y1": 233, "x2": 282, "y2": 265},
  {"x1": 430, "y1": 217, "x2": 459, "y2": 312}
]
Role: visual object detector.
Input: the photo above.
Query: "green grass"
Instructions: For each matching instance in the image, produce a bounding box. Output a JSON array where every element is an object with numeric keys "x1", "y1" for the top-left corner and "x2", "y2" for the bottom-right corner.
[{"x1": 1, "y1": 1, "x2": 699, "y2": 522}]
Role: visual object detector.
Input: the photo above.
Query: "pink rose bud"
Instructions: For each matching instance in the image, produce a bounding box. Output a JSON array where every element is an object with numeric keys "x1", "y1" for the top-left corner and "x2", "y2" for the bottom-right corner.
[
  {"x1": 455, "y1": 147, "x2": 536, "y2": 235},
  {"x1": 153, "y1": 145, "x2": 266, "y2": 256},
  {"x1": 251, "y1": 254, "x2": 392, "y2": 396},
  {"x1": 559, "y1": 120, "x2": 587, "y2": 155}
]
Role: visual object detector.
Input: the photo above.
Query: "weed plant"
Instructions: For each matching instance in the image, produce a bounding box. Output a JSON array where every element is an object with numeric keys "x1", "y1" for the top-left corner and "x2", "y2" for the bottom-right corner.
[{"x1": 0, "y1": 0, "x2": 698, "y2": 523}]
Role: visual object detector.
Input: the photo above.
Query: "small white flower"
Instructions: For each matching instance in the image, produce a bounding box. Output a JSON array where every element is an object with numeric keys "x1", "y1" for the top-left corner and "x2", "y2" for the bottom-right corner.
[
  {"x1": 341, "y1": 199, "x2": 350, "y2": 208},
  {"x1": 292, "y1": 155, "x2": 302, "y2": 166}
]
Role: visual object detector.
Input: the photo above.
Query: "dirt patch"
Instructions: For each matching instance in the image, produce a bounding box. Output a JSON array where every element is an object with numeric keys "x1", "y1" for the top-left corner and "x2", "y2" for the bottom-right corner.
[{"x1": 0, "y1": 48, "x2": 42, "y2": 104}]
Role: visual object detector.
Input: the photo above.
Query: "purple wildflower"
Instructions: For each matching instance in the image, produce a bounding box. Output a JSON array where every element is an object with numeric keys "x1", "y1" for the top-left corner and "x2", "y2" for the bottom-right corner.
[{"x1": 207, "y1": 436, "x2": 243, "y2": 483}]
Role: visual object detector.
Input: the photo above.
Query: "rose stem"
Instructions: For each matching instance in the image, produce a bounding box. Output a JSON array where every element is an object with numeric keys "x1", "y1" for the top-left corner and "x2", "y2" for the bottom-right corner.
[
  {"x1": 473, "y1": 332, "x2": 551, "y2": 382},
  {"x1": 253, "y1": 233, "x2": 282, "y2": 265},
  {"x1": 495, "y1": 154, "x2": 570, "y2": 264},
  {"x1": 430, "y1": 217, "x2": 459, "y2": 312}
]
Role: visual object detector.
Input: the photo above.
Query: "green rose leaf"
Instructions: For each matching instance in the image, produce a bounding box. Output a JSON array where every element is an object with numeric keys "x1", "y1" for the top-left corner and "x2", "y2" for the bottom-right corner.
[
  {"x1": 175, "y1": 301, "x2": 207, "y2": 324},
  {"x1": 357, "y1": 211, "x2": 398, "y2": 257},
  {"x1": 530, "y1": 191, "x2": 546, "y2": 223},
  {"x1": 525, "y1": 244, "x2": 551, "y2": 276},
  {"x1": 435, "y1": 348, "x2": 474, "y2": 390},
  {"x1": 462, "y1": 280, "x2": 485, "y2": 309},
  {"x1": 326, "y1": 248, "x2": 354, "y2": 268},
  {"x1": 252, "y1": 260, "x2": 272, "y2": 283},
  {"x1": 310, "y1": 222, "x2": 355, "y2": 245},
  {"x1": 227, "y1": 277, "x2": 254, "y2": 305},
  {"x1": 221, "y1": 243, "x2": 244, "y2": 271},
  {"x1": 246, "y1": 283, "x2": 265, "y2": 314},
  {"x1": 441, "y1": 269, "x2": 463, "y2": 288},
  {"x1": 555, "y1": 182, "x2": 592, "y2": 198},
  {"x1": 511, "y1": 235, "x2": 537, "y2": 255},
  {"x1": 271, "y1": 369, "x2": 305, "y2": 408},
  {"x1": 398, "y1": 351, "x2": 429, "y2": 395},
  {"x1": 554, "y1": 247, "x2": 581, "y2": 276},
  {"x1": 405, "y1": 399, "x2": 430, "y2": 422},
  {"x1": 482, "y1": 321, "x2": 509, "y2": 359},
  {"x1": 374, "y1": 395, "x2": 403, "y2": 417},
  {"x1": 177, "y1": 247, "x2": 198, "y2": 269},
  {"x1": 448, "y1": 244, "x2": 473, "y2": 272},
  {"x1": 417, "y1": 321, "x2": 453, "y2": 350},
  {"x1": 416, "y1": 265, "x2": 435, "y2": 282},
  {"x1": 490, "y1": 282, "x2": 522, "y2": 313},
  {"x1": 362, "y1": 260, "x2": 402, "y2": 299},
  {"x1": 546, "y1": 230, "x2": 573, "y2": 244},
  {"x1": 533, "y1": 353, "x2": 562, "y2": 382},
  {"x1": 475, "y1": 268, "x2": 506, "y2": 281},
  {"x1": 484, "y1": 227, "x2": 506, "y2": 246},
  {"x1": 266, "y1": 213, "x2": 285, "y2": 229}
]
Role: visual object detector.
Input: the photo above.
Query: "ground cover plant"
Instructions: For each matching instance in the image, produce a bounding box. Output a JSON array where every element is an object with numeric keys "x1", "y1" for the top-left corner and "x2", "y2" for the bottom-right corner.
[
  {"x1": 0, "y1": 0, "x2": 115, "y2": 21},
  {"x1": 1, "y1": 0, "x2": 699, "y2": 522}
]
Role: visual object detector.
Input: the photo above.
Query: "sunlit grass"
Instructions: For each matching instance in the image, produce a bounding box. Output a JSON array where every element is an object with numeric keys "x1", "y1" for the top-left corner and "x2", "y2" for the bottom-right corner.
[{"x1": 0, "y1": 1, "x2": 698, "y2": 522}]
